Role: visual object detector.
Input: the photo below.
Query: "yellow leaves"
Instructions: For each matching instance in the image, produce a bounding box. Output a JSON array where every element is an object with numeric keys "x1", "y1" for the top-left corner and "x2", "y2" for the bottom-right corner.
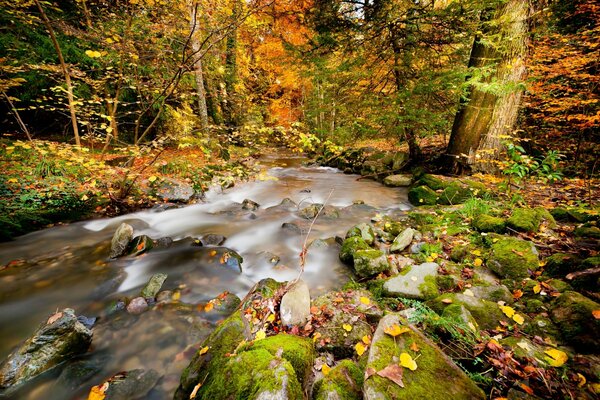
[
  {"x1": 577, "y1": 373, "x2": 586, "y2": 388},
  {"x1": 399, "y1": 352, "x2": 418, "y2": 371},
  {"x1": 512, "y1": 314, "x2": 524, "y2": 325},
  {"x1": 359, "y1": 296, "x2": 371, "y2": 305},
  {"x1": 500, "y1": 305, "x2": 515, "y2": 318},
  {"x1": 362, "y1": 335, "x2": 371, "y2": 345},
  {"x1": 87, "y1": 382, "x2": 108, "y2": 400},
  {"x1": 266, "y1": 314, "x2": 275, "y2": 323},
  {"x1": 470, "y1": 249, "x2": 481, "y2": 256},
  {"x1": 190, "y1": 382, "x2": 202, "y2": 399},
  {"x1": 425, "y1": 252, "x2": 438, "y2": 262},
  {"x1": 544, "y1": 348, "x2": 568, "y2": 367},
  {"x1": 473, "y1": 258, "x2": 483, "y2": 267},
  {"x1": 254, "y1": 329, "x2": 266, "y2": 341},
  {"x1": 342, "y1": 324, "x2": 352, "y2": 332},
  {"x1": 148, "y1": 176, "x2": 158, "y2": 183},
  {"x1": 204, "y1": 302, "x2": 214, "y2": 312},
  {"x1": 312, "y1": 332, "x2": 322, "y2": 343},
  {"x1": 463, "y1": 289, "x2": 475, "y2": 297},
  {"x1": 533, "y1": 283, "x2": 542, "y2": 294},
  {"x1": 321, "y1": 364, "x2": 331, "y2": 376},
  {"x1": 81, "y1": 194, "x2": 89, "y2": 201},
  {"x1": 198, "y1": 346, "x2": 209, "y2": 356},
  {"x1": 355, "y1": 342, "x2": 367, "y2": 356},
  {"x1": 7, "y1": 178, "x2": 18, "y2": 183},
  {"x1": 384, "y1": 324, "x2": 410, "y2": 337},
  {"x1": 85, "y1": 50, "x2": 103, "y2": 58}
]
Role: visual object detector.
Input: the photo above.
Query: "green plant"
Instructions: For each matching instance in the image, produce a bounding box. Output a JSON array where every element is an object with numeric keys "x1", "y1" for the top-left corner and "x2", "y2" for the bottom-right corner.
[{"x1": 501, "y1": 142, "x2": 564, "y2": 185}]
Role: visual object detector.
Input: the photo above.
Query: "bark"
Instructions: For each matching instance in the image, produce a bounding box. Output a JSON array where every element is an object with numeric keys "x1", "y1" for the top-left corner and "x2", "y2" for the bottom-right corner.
[
  {"x1": 189, "y1": 2, "x2": 209, "y2": 133},
  {"x1": 445, "y1": 0, "x2": 530, "y2": 174},
  {"x1": 34, "y1": 0, "x2": 81, "y2": 147},
  {"x1": 222, "y1": 0, "x2": 240, "y2": 126}
]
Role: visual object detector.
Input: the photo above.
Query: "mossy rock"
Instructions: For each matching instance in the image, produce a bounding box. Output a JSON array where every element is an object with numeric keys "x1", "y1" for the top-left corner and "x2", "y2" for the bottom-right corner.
[
  {"x1": 408, "y1": 186, "x2": 438, "y2": 206},
  {"x1": 582, "y1": 256, "x2": 600, "y2": 269},
  {"x1": 488, "y1": 236, "x2": 539, "y2": 281},
  {"x1": 442, "y1": 304, "x2": 478, "y2": 330},
  {"x1": 543, "y1": 253, "x2": 582, "y2": 278},
  {"x1": 363, "y1": 314, "x2": 485, "y2": 399},
  {"x1": 525, "y1": 299, "x2": 545, "y2": 313},
  {"x1": 550, "y1": 291, "x2": 600, "y2": 351},
  {"x1": 383, "y1": 263, "x2": 439, "y2": 300},
  {"x1": 523, "y1": 315, "x2": 561, "y2": 341},
  {"x1": 427, "y1": 293, "x2": 505, "y2": 330},
  {"x1": 573, "y1": 225, "x2": 600, "y2": 239},
  {"x1": 353, "y1": 249, "x2": 391, "y2": 278},
  {"x1": 339, "y1": 237, "x2": 371, "y2": 265},
  {"x1": 550, "y1": 207, "x2": 596, "y2": 223},
  {"x1": 313, "y1": 359, "x2": 363, "y2": 400},
  {"x1": 472, "y1": 214, "x2": 506, "y2": 233},
  {"x1": 437, "y1": 183, "x2": 471, "y2": 205},
  {"x1": 415, "y1": 174, "x2": 448, "y2": 191},
  {"x1": 545, "y1": 279, "x2": 572, "y2": 293},
  {"x1": 499, "y1": 337, "x2": 548, "y2": 366},
  {"x1": 379, "y1": 217, "x2": 406, "y2": 237},
  {"x1": 507, "y1": 207, "x2": 556, "y2": 233},
  {"x1": 346, "y1": 223, "x2": 376, "y2": 245}
]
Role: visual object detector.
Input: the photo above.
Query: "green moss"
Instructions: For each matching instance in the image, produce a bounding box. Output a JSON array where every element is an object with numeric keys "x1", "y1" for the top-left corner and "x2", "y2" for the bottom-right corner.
[
  {"x1": 550, "y1": 291, "x2": 600, "y2": 351},
  {"x1": 339, "y1": 237, "x2": 371, "y2": 265},
  {"x1": 418, "y1": 276, "x2": 440, "y2": 300},
  {"x1": 545, "y1": 279, "x2": 572, "y2": 293},
  {"x1": 573, "y1": 225, "x2": 600, "y2": 239},
  {"x1": 472, "y1": 214, "x2": 506, "y2": 233},
  {"x1": 488, "y1": 236, "x2": 538, "y2": 280},
  {"x1": 544, "y1": 253, "x2": 582, "y2": 277},
  {"x1": 408, "y1": 186, "x2": 439, "y2": 206},
  {"x1": 353, "y1": 249, "x2": 390, "y2": 278},
  {"x1": 416, "y1": 174, "x2": 448, "y2": 191},
  {"x1": 314, "y1": 359, "x2": 363, "y2": 400},
  {"x1": 436, "y1": 275, "x2": 456, "y2": 291},
  {"x1": 437, "y1": 183, "x2": 471, "y2": 205},
  {"x1": 582, "y1": 256, "x2": 600, "y2": 268},
  {"x1": 346, "y1": 223, "x2": 375, "y2": 245},
  {"x1": 427, "y1": 293, "x2": 505, "y2": 330},
  {"x1": 525, "y1": 299, "x2": 545, "y2": 313},
  {"x1": 507, "y1": 207, "x2": 556, "y2": 233}
]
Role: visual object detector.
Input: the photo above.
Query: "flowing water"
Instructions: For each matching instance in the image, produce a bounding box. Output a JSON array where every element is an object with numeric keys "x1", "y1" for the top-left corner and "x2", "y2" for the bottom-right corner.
[{"x1": 0, "y1": 153, "x2": 410, "y2": 399}]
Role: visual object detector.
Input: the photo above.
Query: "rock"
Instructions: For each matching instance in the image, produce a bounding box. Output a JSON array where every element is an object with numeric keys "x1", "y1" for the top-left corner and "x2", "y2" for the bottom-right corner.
[
  {"x1": 101, "y1": 369, "x2": 160, "y2": 400},
  {"x1": 282, "y1": 222, "x2": 305, "y2": 235},
  {"x1": 353, "y1": 249, "x2": 391, "y2": 278},
  {"x1": 339, "y1": 237, "x2": 371, "y2": 265},
  {"x1": 154, "y1": 177, "x2": 194, "y2": 202},
  {"x1": 127, "y1": 297, "x2": 149, "y2": 315},
  {"x1": 55, "y1": 353, "x2": 108, "y2": 391},
  {"x1": 470, "y1": 284, "x2": 513, "y2": 304},
  {"x1": 194, "y1": 246, "x2": 243, "y2": 273},
  {"x1": 500, "y1": 337, "x2": 548, "y2": 366},
  {"x1": 550, "y1": 291, "x2": 600, "y2": 351},
  {"x1": 383, "y1": 174, "x2": 413, "y2": 187},
  {"x1": 414, "y1": 174, "x2": 448, "y2": 190},
  {"x1": 313, "y1": 290, "x2": 381, "y2": 358},
  {"x1": 280, "y1": 281, "x2": 311, "y2": 326},
  {"x1": 437, "y1": 182, "x2": 472, "y2": 205},
  {"x1": 442, "y1": 304, "x2": 478, "y2": 329},
  {"x1": 408, "y1": 186, "x2": 438, "y2": 206},
  {"x1": 299, "y1": 203, "x2": 324, "y2": 219},
  {"x1": 544, "y1": 252, "x2": 582, "y2": 277},
  {"x1": 427, "y1": 293, "x2": 505, "y2": 330},
  {"x1": 242, "y1": 198, "x2": 260, "y2": 211},
  {"x1": 488, "y1": 236, "x2": 539, "y2": 281},
  {"x1": 410, "y1": 242, "x2": 425, "y2": 254},
  {"x1": 110, "y1": 222, "x2": 134, "y2": 258},
  {"x1": 204, "y1": 291, "x2": 241, "y2": 315},
  {"x1": 363, "y1": 313, "x2": 485, "y2": 400},
  {"x1": 200, "y1": 234, "x2": 227, "y2": 246},
  {"x1": 313, "y1": 359, "x2": 362, "y2": 400},
  {"x1": 390, "y1": 228, "x2": 415, "y2": 252},
  {"x1": 472, "y1": 214, "x2": 506, "y2": 233},
  {"x1": 156, "y1": 290, "x2": 173, "y2": 303},
  {"x1": 154, "y1": 237, "x2": 173, "y2": 249},
  {"x1": 573, "y1": 225, "x2": 600, "y2": 239},
  {"x1": 140, "y1": 273, "x2": 168, "y2": 299},
  {"x1": 346, "y1": 223, "x2": 376, "y2": 245},
  {"x1": 126, "y1": 235, "x2": 153, "y2": 257},
  {"x1": 0, "y1": 308, "x2": 92, "y2": 389},
  {"x1": 383, "y1": 262, "x2": 439, "y2": 300},
  {"x1": 388, "y1": 254, "x2": 415, "y2": 273},
  {"x1": 507, "y1": 207, "x2": 556, "y2": 233}
]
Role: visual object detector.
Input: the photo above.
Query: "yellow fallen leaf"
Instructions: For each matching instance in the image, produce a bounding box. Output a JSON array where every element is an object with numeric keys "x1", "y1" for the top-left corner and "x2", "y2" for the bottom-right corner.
[
  {"x1": 362, "y1": 335, "x2": 371, "y2": 345},
  {"x1": 463, "y1": 289, "x2": 475, "y2": 297},
  {"x1": 512, "y1": 314, "x2": 524, "y2": 325},
  {"x1": 399, "y1": 352, "x2": 417, "y2": 371},
  {"x1": 204, "y1": 302, "x2": 214, "y2": 312},
  {"x1": 500, "y1": 305, "x2": 516, "y2": 318},
  {"x1": 360, "y1": 296, "x2": 371, "y2": 305},
  {"x1": 470, "y1": 249, "x2": 481, "y2": 256},
  {"x1": 533, "y1": 283, "x2": 541, "y2": 294},
  {"x1": 313, "y1": 332, "x2": 322, "y2": 342},
  {"x1": 343, "y1": 324, "x2": 352, "y2": 332},
  {"x1": 592, "y1": 310, "x2": 600, "y2": 320},
  {"x1": 87, "y1": 382, "x2": 108, "y2": 400},
  {"x1": 190, "y1": 382, "x2": 202, "y2": 399},
  {"x1": 266, "y1": 314, "x2": 275, "y2": 323},
  {"x1": 322, "y1": 364, "x2": 331, "y2": 376},
  {"x1": 255, "y1": 329, "x2": 266, "y2": 341},
  {"x1": 198, "y1": 346, "x2": 209, "y2": 355},
  {"x1": 148, "y1": 175, "x2": 157, "y2": 183},
  {"x1": 544, "y1": 348, "x2": 568, "y2": 367},
  {"x1": 473, "y1": 258, "x2": 483, "y2": 267},
  {"x1": 577, "y1": 373, "x2": 586, "y2": 388},
  {"x1": 7, "y1": 178, "x2": 18, "y2": 183},
  {"x1": 355, "y1": 342, "x2": 367, "y2": 356},
  {"x1": 430, "y1": 253, "x2": 438, "y2": 260},
  {"x1": 384, "y1": 324, "x2": 410, "y2": 337}
]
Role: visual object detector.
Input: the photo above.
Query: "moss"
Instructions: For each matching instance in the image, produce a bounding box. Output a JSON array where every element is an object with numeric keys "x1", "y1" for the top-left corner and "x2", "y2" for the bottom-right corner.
[
  {"x1": 381, "y1": 218, "x2": 406, "y2": 236},
  {"x1": 550, "y1": 291, "x2": 600, "y2": 351},
  {"x1": 436, "y1": 275, "x2": 457, "y2": 291},
  {"x1": 339, "y1": 237, "x2": 371, "y2": 265},
  {"x1": 418, "y1": 275, "x2": 440, "y2": 300},
  {"x1": 251, "y1": 334, "x2": 315, "y2": 386},
  {"x1": 582, "y1": 256, "x2": 600, "y2": 268},
  {"x1": 437, "y1": 183, "x2": 471, "y2": 205},
  {"x1": 544, "y1": 253, "x2": 582, "y2": 277},
  {"x1": 314, "y1": 359, "x2": 363, "y2": 400},
  {"x1": 499, "y1": 337, "x2": 547, "y2": 365},
  {"x1": 346, "y1": 223, "x2": 376, "y2": 245},
  {"x1": 488, "y1": 236, "x2": 538, "y2": 280},
  {"x1": 408, "y1": 186, "x2": 439, "y2": 206},
  {"x1": 416, "y1": 174, "x2": 448, "y2": 191},
  {"x1": 523, "y1": 315, "x2": 561, "y2": 341},
  {"x1": 545, "y1": 279, "x2": 572, "y2": 293},
  {"x1": 472, "y1": 214, "x2": 506, "y2": 233},
  {"x1": 573, "y1": 225, "x2": 600, "y2": 239},
  {"x1": 550, "y1": 207, "x2": 595, "y2": 223},
  {"x1": 507, "y1": 207, "x2": 556, "y2": 233},
  {"x1": 525, "y1": 299, "x2": 545, "y2": 313},
  {"x1": 353, "y1": 249, "x2": 390, "y2": 278},
  {"x1": 442, "y1": 304, "x2": 477, "y2": 328},
  {"x1": 427, "y1": 293, "x2": 505, "y2": 330}
]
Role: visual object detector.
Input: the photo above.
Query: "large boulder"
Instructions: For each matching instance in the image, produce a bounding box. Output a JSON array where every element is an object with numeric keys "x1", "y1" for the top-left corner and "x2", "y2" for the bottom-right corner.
[
  {"x1": 363, "y1": 314, "x2": 485, "y2": 399},
  {"x1": 550, "y1": 291, "x2": 600, "y2": 351},
  {"x1": 383, "y1": 262, "x2": 439, "y2": 300},
  {"x1": 0, "y1": 308, "x2": 93, "y2": 389},
  {"x1": 488, "y1": 236, "x2": 539, "y2": 281},
  {"x1": 427, "y1": 293, "x2": 505, "y2": 330},
  {"x1": 408, "y1": 186, "x2": 438, "y2": 206},
  {"x1": 472, "y1": 214, "x2": 506, "y2": 233},
  {"x1": 313, "y1": 359, "x2": 363, "y2": 400}
]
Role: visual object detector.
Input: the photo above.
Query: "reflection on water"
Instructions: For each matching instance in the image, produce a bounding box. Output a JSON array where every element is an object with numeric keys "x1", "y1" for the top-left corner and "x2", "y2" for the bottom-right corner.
[{"x1": 0, "y1": 152, "x2": 409, "y2": 399}]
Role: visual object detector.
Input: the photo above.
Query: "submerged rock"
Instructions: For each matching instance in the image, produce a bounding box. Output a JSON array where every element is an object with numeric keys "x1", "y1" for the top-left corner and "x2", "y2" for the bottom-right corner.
[
  {"x1": 0, "y1": 308, "x2": 92, "y2": 389},
  {"x1": 363, "y1": 313, "x2": 485, "y2": 400},
  {"x1": 242, "y1": 198, "x2": 260, "y2": 211},
  {"x1": 140, "y1": 273, "x2": 168, "y2": 299},
  {"x1": 96, "y1": 369, "x2": 160, "y2": 400},
  {"x1": 126, "y1": 235, "x2": 153, "y2": 257},
  {"x1": 200, "y1": 234, "x2": 227, "y2": 246},
  {"x1": 280, "y1": 280, "x2": 311, "y2": 326},
  {"x1": 110, "y1": 222, "x2": 134, "y2": 258},
  {"x1": 383, "y1": 262, "x2": 439, "y2": 300}
]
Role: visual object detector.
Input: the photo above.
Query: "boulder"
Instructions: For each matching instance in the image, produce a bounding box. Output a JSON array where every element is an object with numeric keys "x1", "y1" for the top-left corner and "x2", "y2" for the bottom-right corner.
[
  {"x1": 390, "y1": 228, "x2": 415, "y2": 252},
  {"x1": 427, "y1": 293, "x2": 505, "y2": 330},
  {"x1": 383, "y1": 262, "x2": 439, "y2": 300},
  {"x1": 488, "y1": 236, "x2": 538, "y2": 281},
  {"x1": 507, "y1": 207, "x2": 556, "y2": 233},
  {"x1": 0, "y1": 308, "x2": 92, "y2": 389},
  {"x1": 93, "y1": 369, "x2": 160, "y2": 400},
  {"x1": 140, "y1": 273, "x2": 168, "y2": 299},
  {"x1": 353, "y1": 250, "x2": 391, "y2": 278},
  {"x1": 550, "y1": 291, "x2": 600, "y2": 351},
  {"x1": 126, "y1": 235, "x2": 153, "y2": 257},
  {"x1": 408, "y1": 186, "x2": 438, "y2": 206},
  {"x1": 313, "y1": 359, "x2": 363, "y2": 400},
  {"x1": 472, "y1": 214, "x2": 506, "y2": 233},
  {"x1": 110, "y1": 222, "x2": 134, "y2": 258},
  {"x1": 339, "y1": 237, "x2": 371, "y2": 265},
  {"x1": 280, "y1": 280, "x2": 311, "y2": 326},
  {"x1": 346, "y1": 223, "x2": 376, "y2": 245},
  {"x1": 363, "y1": 314, "x2": 485, "y2": 400},
  {"x1": 383, "y1": 174, "x2": 413, "y2": 187},
  {"x1": 154, "y1": 177, "x2": 194, "y2": 202},
  {"x1": 242, "y1": 198, "x2": 260, "y2": 211}
]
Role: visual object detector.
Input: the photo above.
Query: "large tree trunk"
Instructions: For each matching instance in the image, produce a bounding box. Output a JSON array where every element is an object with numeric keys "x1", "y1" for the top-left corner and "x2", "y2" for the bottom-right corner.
[
  {"x1": 189, "y1": 2, "x2": 209, "y2": 134},
  {"x1": 445, "y1": 0, "x2": 530, "y2": 174},
  {"x1": 222, "y1": 0, "x2": 240, "y2": 126}
]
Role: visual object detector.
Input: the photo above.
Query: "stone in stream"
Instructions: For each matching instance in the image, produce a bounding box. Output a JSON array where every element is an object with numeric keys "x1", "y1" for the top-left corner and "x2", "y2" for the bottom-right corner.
[
  {"x1": 140, "y1": 273, "x2": 168, "y2": 299},
  {"x1": 154, "y1": 177, "x2": 194, "y2": 202},
  {"x1": 126, "y1": 235, "x2": 154, "y2": 257},
  {"x1": 346, "y1": 223, "x2": 376, "y2": 245},
  {"x1": 363, "y1": 313, "x2": 485, "y2": 400},
  {"x1": 383, "y1": 262, "x2": 440, "y2": 300},
  {"x1": 200, "y1": 234, "x2": 227, "y2": 246},
  {"x1": 93, "y1": 369, "x2": 160, "y2": 400},
  {"x1": 280, "y1": 280, "x2": 311, "y2": 326},
  {"x1": 390, "y1": 228, "x2": 415, "y2": 252},
  {"x1": 383, "y1": 174, "x2": 413, "y2": 187},
  {"x1": 127, "y1": 297, "x2": 149, "y2": 315},
  {"x1": 55, "y1": 352, "x2": 109, "y2": 391},
  {"x1": 110, "y1": 222, "x2": 134, "y2": 258},
  {"x1": 241, "y1": 198, "x2": 260, "y2": 211},
  {"x1": 0, "y1": 308, "x2": 92, "y2": 389}
]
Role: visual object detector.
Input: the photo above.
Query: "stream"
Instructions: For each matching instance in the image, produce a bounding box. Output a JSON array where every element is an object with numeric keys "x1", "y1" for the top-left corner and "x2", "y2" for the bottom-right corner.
[{"x1": 0, "y1": 153, "x2": 410, "y2": 399}]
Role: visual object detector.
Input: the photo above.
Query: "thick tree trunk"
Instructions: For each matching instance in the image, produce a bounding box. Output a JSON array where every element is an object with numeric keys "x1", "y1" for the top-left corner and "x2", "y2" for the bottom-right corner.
[
  {"x1": 445, "y1": 0, "x2": 530, "y2": 174},
  {"x1": 34, "y1": 0, "x2": 81, "y2": 147},
  {"x1": 189, "y1": 3, "x2": 209, "y2": 134},
  {"x1": 222, "y1": 0, "x2": 240, "y2": 126}
]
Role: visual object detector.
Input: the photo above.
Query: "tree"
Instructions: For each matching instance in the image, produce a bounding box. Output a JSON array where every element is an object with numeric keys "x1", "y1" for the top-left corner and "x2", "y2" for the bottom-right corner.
[
  {"x1": 189, "y1": 1, "x2": 210, "y2": 133},
  {"x1": 445, "y1": 0, "x2": 532, "y2": 174}
]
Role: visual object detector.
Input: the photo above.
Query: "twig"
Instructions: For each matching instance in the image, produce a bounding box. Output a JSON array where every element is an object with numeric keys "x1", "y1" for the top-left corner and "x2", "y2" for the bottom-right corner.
[{"x1": 2, "y1": 92, "x2": 34, "y2": 145}]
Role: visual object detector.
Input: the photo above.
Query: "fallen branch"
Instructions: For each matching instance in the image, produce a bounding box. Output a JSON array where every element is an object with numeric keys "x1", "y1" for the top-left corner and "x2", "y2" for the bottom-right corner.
[{"x1": 566, "y1": 267, "x2": 600, "y2": 281}]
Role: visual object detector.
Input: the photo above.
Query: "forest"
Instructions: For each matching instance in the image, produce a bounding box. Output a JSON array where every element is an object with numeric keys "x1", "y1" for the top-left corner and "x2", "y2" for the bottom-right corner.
[{"x1": 0, "y1": 0, "x2": 598, "y2": 399}]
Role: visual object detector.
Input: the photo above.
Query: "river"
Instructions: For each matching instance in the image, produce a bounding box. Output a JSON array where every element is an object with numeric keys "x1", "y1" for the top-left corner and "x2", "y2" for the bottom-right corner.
[{"x1": 0, "y1": 153, "x2": 410, "y2": 399}]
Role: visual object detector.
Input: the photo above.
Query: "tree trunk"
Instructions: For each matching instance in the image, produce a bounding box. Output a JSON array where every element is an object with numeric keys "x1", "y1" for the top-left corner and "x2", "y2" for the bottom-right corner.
[
  {"x1": 222, "y1": 0, "x2": 240, "y2": 126},
  {"x1": 34, "y1": 0, "x2": 81, "y2": 147},
  {"x1": 189, "y1": 2, "x2": 209, "y2": 133},
  {"x1": 445, "y1": 0, "x2": 530, "y2": 174}
]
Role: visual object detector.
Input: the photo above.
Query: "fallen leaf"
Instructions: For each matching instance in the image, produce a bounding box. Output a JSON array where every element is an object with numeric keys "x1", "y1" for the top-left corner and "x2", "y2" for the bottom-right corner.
[
  {"x1": 533, "y1": 283, "x2": 541, "y2": 294},
  {"x1": 377, "y1": 364, "x2": 404, "y2": 387},
  {"x1": 47, "y1": 312, "x2": 63, "y2": 325},
  {"x1": 148, "y1": 175, "x2": 157, "y2": 183},
  {"x1": 190, "y1": 382, "x2": 202, "y2": 399},
  {"x1": 470, "y1": 249, "x2": 481, "y2": 256},
  {"x1": 255, "y1": 330, "x2": 266, "y2": 341},
  {"x1": 266, "y1": 314, "x2": 275, "y2": 323},
  {"x1": 198, "y1": 346, "x2": 209, "y2": 356},
  {"x1": 409, "y1": 342, "x2": 420, "y2": 352},
  {"x1": 513, "y1": 289, "x2": 523, "y2": 300},
  {"x1": 384, "y1": 324, "x2": 410, "y2": 337},
  {"x1": 441, "y1": 298, "x2": 453, "y2": 304},
  {"x1": 313, "y1": 332, "x2": 322, "y2": 342},
  {"x1": 209, "y1": 250, "x2": 217, "y2": 257},
  {"x1": 322, "y1": 364, "x2": 331, "y2": 376},
  {"x1": 362, "y1": 335, "x2": 371, "y2": 345},
  {"x1": 473, "y1": 258, "x2": 483, "y2": 267},
  {"x1": 544, "y1": 348, "x2": 568, "y2": 367},
  {"x1": 399, "y1": 352, "x2": 417, "y2": 371},
  {"x1": 365, "y1": 367, "x2": 377, "y2": 379},
  {"x1": 355, "y1": 342, "x2": 367, "y2": 356},
  {"x1": 342, "y1": 324, "x2": 352, "y2": 332},
  {"x1": 87, "y1": 382, "x2": 109, "y2": 400},
  {"x1": 512, "y1": 314, "x2": 524, "y2": 325},
  {"x1": 360, "y1": 296, "x2": 371, "y2": 305},
  {"x1": 592, "y1": 310, "x2": 600, "y2": 320},
  {"x1": 520, "y1": 383, "x2": 534, "y2": 395},
  {"x1": 500, "y1": 305, "x2": 515, "y2": 318},
  {"x1": 204, "y1": 303, "x2": 214, "y2": 312},
  {"x1": 577, "y1": 373, "x2": 586, "y2": 387}
]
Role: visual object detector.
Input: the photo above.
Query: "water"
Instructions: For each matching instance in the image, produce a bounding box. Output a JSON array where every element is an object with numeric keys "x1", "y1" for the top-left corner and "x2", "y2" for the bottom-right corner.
[{"x1": 0, "y1": 153, "x2": 410, "y2": 399}]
